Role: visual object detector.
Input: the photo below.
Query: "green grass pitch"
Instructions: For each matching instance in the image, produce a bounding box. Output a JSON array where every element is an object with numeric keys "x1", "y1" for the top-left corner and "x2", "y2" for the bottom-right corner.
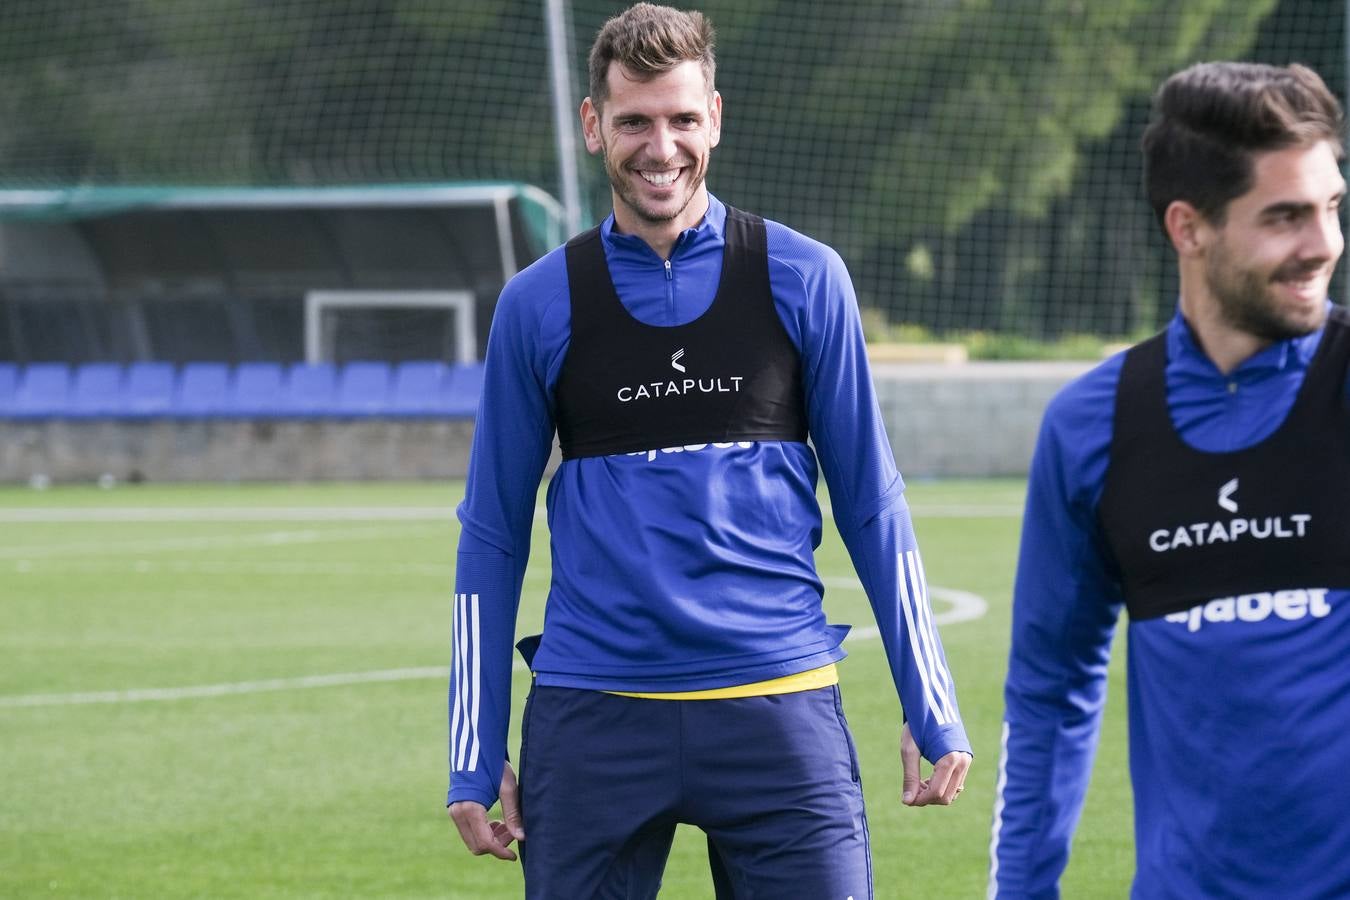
[{"x1": 0, "y1": 479, "x2": 1132, "y2": 898}]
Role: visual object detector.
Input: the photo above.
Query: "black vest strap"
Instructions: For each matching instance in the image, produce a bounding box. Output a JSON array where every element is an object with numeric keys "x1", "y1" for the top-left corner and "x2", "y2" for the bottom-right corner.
[
  {"x1": 554, "y1": 206, "x2": 808, "y2": 460},
  {"x1": 1098, "y1": 307, "x2": 1350, "y2": 620}
]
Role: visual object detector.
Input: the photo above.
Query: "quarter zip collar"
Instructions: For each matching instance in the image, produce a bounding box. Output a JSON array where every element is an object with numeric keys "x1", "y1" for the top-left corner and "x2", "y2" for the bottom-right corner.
[
  {"x1": 1167, "y1": 302, "x2": 1326, "y2": 384},
  {"x1": 600, "y1": 194, "x2": 728, "y2": 265}
]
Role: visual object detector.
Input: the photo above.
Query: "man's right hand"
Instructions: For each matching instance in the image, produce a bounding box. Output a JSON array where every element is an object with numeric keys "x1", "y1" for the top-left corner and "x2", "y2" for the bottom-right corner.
[{"x1": 448, "y1": 763, "x2": 525, "y2": 861}]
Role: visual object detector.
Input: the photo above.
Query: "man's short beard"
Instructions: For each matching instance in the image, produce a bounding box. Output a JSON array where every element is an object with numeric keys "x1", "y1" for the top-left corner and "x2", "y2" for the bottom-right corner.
[
  {"x1": 601, "y1": 143, "x2": 706, "y2": 225},
  {"x1": 1207, "y1": 246, "x2": 1326, "y2": 342}
]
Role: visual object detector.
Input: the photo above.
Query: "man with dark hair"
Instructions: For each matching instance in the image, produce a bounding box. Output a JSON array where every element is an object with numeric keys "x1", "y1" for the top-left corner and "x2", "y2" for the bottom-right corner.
[
  {"x1": 991, "y1": 61, "x2": 1350, "y2": 898},
  {"x1": 446, "y1": 3, "x2": 971, "y2": 897}
]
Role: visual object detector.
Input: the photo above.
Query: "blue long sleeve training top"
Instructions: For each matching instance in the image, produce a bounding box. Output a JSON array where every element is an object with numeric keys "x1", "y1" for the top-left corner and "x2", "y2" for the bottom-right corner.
[
  {"x1": 448, "y1": 195, "x2": 971, "y2": 809},
  {"x1": 991, "y1": 306, "x2": 1350, "y2": 899}
]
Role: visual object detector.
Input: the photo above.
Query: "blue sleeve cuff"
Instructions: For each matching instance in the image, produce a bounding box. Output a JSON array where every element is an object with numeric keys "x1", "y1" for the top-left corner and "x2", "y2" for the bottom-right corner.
[
  {"x1": 446, "y1": 783, "x2": 498, "y2": 809},
  {"x1": 923, "y1": 724, "x2": 974, "y2": 763}
]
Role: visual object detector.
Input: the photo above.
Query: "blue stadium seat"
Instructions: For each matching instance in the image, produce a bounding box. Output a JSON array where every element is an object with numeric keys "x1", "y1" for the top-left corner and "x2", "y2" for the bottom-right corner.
[
  {"x1": 69, "y1": 363, "x2": 124, "y2": 417},
  {"x1": 227, "y1": 362, "x2": 286, "y2": 417},
  {"x1": 443, "y1": 363, "x2": 484, "y2": 418},
  {"x1": 0, "y1": 360, "x2": 484, "y2": 419},
  {"x1": 176, "y1": 362, "x2": 231, "y2": 417},
  {"x1": 335, "y1": 361, "x2": 392, "y2": 416},
  {"x1": 124, "y1": 362, "x2": 176, "y2": 417},
  {"x1": 282, "y1": 362, "x2": 338, "y2": 416},
  {"x1": 11, "y1": 363, "x2": 71, "y2": 418},
  {"x1": 0, "y1": 363, "x2": 17, "y2": 415},
  {"x1": 390, "y1": 360, "x2": 452, "y2": 416}
]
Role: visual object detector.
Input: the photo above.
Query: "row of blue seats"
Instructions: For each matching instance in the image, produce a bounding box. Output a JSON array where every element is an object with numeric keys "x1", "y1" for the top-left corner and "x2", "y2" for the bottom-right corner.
[{"x1": 0, "y1": 361, "x2": 483, "y2": 419}]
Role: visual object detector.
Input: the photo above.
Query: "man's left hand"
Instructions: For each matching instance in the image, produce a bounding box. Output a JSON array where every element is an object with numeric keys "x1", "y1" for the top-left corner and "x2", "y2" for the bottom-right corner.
[{"x1": 900, "y1": 721, "x2": 971, "y2": 806}]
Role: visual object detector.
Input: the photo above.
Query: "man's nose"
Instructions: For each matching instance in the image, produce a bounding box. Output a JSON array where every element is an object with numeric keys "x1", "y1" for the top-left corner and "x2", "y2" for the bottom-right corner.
[
  {"x1": 647, "y1": 122, "x2": 678, "y2": 163},
  {"x1": 1302, "y1": 208, "x2": 1344, "y2": 263}
]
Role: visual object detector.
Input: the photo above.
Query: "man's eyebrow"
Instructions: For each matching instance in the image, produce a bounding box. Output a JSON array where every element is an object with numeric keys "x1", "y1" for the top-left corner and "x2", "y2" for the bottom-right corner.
[
  {"x1": 1260, "y1": 185, "x2": 1347, "y2": 217},
  {"x1": 610, "y1": 108, "x2": 704, "y2": 120},
  {"x1": 1262, "y1": 200, "x2": 1314, "y2": 214}
]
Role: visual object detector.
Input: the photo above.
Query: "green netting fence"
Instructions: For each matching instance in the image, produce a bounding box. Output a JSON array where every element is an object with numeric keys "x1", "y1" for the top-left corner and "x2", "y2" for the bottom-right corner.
[{"x1": 0, "y1": 0, "x2": 1344, "y2": 342}]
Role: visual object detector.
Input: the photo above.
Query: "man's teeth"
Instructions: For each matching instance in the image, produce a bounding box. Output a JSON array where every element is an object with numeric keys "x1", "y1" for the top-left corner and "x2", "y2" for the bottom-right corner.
[
  {"x1": 1279, "y1": 272, "x2": 1320, "y2": 285},
  {"x1": 640, "y1": 170, "x2": 679, "y2": 186}
]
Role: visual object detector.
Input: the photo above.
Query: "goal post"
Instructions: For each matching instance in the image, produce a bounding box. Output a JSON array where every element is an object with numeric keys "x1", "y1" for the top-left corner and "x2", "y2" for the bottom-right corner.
[{"x1": 304, "y1": 290, "x2": 477, "y2": 365}]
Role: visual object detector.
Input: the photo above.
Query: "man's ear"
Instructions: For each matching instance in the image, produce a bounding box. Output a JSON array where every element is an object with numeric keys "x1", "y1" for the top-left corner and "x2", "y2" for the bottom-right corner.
[
  {"x1": 580, "y1": 97, "x2": 603, "y2": 155},
  {"x1": 708, "y1": 90, "x2": 722, "y2": 149},
  {"x1": 1164, "y1": 200, "x2": 1211, "y2": 258}
]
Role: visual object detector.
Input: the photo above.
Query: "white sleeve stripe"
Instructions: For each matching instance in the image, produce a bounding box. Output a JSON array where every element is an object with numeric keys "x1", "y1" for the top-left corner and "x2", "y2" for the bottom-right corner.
[
  {"x1": 910, "y1": 550, "x2": 959, "y2": 722},
  {"x1": 987, "y1": 720, "x2": 1011, "y2": 900},
  {"x1": 912, "y1": 550, "x2": 955, "y2": 717},
  {"x1": 449, "y1": 593, "x2": 466, "y2": 768},
  {"x1": 904, "y1": 550, "x2": 956, "y2": 722},
  {"x1": 465, "y1": 593, "x2": 481, "y2": 772},
  {"x1": 898, "y1": 551, "x2": 949, "y2": 726},
  {"x1": 452, "y1": 592, "x2": 479, "y2": 772},
  {"x1": 452, "y1": 593, "x2": 467, "y2": 769}
]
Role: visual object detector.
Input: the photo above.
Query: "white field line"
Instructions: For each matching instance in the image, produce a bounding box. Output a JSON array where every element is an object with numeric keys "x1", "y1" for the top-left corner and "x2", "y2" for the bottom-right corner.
[
  {"x1": 0, "y1": 524, "x2": 436, "y2": 560},
  {"x1": 6, "y1": 559, "x2": 458, "y2": 577},
  {"x1": 0, "y1": 667, "x2": 449, "y2": 708},
  {"x1": 2, "y1": 502, "x2": 992, "y2": 707},
  {"x1": 907, "y1": 504, "x2": 1021, "y2": 518},
  {"x1": 0, "y1": 503, "x2": 1019, "y2": 525},
  {"x1": 0, "y1": 507, "x2": 455, "y2": 523},
  {"x1": 0, "y1": 585, "x2": 986, "y2": 709},
  {"x1": 3, "y1": 501, "x2": 1016, "y2": 563}
]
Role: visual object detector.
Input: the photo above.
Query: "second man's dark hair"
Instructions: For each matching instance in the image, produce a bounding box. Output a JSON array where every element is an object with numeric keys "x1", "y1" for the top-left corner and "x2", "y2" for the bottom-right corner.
[{"x1": 1142, "y1": 62, "x2": 1344, "y2": 230}]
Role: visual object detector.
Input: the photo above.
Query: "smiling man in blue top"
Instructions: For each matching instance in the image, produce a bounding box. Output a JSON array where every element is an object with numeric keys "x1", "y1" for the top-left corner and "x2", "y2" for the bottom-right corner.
[
  {"x1": 445, "y1": 3, "x2": 971, "y2": 898},
  {"x1": 991, "y1": 62, "x2": 1350, "y2": 898}
]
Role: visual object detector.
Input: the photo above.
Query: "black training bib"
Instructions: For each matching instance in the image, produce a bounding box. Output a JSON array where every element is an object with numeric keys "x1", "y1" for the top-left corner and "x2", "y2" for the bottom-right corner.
[
  {"x1": 555, "y1": 206, "x2": 807, "y2": 460},
  {"x1": 1097, "y1": 307, "x2": 1350, "y2": 620}
]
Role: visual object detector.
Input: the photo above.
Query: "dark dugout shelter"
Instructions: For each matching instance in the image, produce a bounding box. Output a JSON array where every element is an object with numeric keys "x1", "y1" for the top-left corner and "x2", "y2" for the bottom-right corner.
[{"x1": 0, "y1": 183, "x2": 562, "y2": 366}]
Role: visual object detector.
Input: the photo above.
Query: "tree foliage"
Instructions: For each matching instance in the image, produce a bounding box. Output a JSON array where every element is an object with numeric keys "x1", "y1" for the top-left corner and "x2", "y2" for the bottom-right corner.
[{"x1": 0, "y1": 0, "x2": 1335, "y2": 338}]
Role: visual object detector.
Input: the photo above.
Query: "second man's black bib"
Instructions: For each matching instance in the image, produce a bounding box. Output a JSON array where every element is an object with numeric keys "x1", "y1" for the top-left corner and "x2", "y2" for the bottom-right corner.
[
  {"x1": 1097, "y1": 307, "x2": 1350, "y2": 620},
  {"x1": 555, "y1": 206, "x2": 807, "y2": 460}
]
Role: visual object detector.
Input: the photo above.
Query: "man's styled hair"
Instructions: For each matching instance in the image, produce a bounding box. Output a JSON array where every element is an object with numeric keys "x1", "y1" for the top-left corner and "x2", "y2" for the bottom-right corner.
[
  {"x1": 587, "y1": 3, "x2": 716, "y2": 109},
  {"x1": 1142, "y1": 62, "x2": 1344, "y2": 229}
]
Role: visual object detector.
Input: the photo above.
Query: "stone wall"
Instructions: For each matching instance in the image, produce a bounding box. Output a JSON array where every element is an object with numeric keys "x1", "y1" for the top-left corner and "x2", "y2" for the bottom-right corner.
[
  {"x1": 872, "y1": 361, "x2": 1093, "y2": 478},
  {"x1": 1, "y1": 419, "x2": 475, "y2": 484},
  {"x1": 0, "y1": 361, "x2": 1094, "y2": 484}
]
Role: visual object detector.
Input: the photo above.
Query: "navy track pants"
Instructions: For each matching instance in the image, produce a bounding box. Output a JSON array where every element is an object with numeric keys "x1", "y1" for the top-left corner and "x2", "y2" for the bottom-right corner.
[{"x1": 518, "y1": 684, "x2": 872, "y2": 900}]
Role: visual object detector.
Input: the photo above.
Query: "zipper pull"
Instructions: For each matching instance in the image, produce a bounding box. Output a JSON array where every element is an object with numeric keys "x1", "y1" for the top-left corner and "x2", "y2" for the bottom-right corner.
[{"x1": 664, "y1": 258, "x2": 672, "y2": 281}]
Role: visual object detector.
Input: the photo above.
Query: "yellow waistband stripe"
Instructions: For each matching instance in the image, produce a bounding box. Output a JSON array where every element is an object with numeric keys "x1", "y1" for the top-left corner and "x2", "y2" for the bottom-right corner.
[{"x1": 604, "y1": 663, "x2": 839, "y2": 700}]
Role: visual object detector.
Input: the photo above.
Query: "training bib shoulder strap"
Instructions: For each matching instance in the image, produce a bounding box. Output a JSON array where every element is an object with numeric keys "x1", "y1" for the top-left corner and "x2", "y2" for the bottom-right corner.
[{"x1": 554, "y1": 206, "x2": 808, "y2": 460}]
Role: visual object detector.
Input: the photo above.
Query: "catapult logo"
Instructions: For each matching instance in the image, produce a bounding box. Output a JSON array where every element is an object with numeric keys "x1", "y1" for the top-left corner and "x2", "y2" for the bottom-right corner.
[
  {"x1": 615, "y1": 349, "x2": 745, "y2": 403},
  {"x1": 1147, "y1": 475, "x2": 1311, "y2": 553}
]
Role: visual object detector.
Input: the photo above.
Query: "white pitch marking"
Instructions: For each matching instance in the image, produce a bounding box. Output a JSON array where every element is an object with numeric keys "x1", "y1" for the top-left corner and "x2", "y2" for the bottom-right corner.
[
  {"x1": 0, "y1": 507, "x2": 455, "y2": 523},
  {"x1": 0, "y1": 524, "x2": 432, "y2": 560},
  {"x1": 0, "y1": 667, "x2": 448, "y2": 708},
  {"x1": 0, "y1": 502, "x2": 1017, "y2": 526},
  {"x1": 5, "y1": 559, "x2": 458, "y2": 578},
  {"x1": 1, "y1": 502, "x2": 989, "y2": 706},
  {"x1": 0, "y1": 584, "x2": 987, "y2": 709},
  {"x1": 820, "y1": 576, "x2": 988, "y2": 632}
]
